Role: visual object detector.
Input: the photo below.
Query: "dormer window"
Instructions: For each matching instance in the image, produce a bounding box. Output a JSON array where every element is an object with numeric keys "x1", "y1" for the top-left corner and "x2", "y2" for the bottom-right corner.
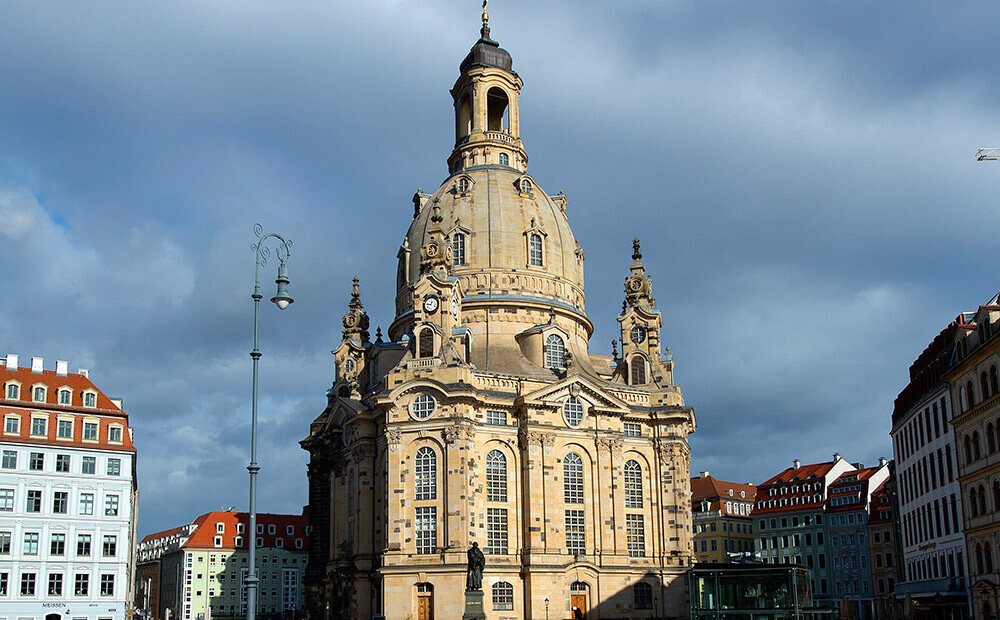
[
  {"x1": 84, "y1": 391, "x2": 97, "y2": 408},
  {"x1": 32, "y1": 386, "x2": 46, "y2": 402},
  {"x1": 499, "y1": 153, "x2": 509, "y2": 166},
  {"x1": 452, "y1": 233, "x2": 466, "y2": 266},
  {"x1": 5, "y1": 383, "x2": 18, "y2": 400},
  {"x1": 58, "y1": 389, "x2": 71, "y2": 405},
  {"x1": 108, "y1": 425, "x2": 123, "y2": 444},
  {"x1": 544, "y1": 334, "x2": 565, "y2": 370},
  {"x1": 528, "y1": 233, "x2": 543, "y2": 266},
  {"x1": 520, "y1": 178, "x2": 532, "y2": 194}
]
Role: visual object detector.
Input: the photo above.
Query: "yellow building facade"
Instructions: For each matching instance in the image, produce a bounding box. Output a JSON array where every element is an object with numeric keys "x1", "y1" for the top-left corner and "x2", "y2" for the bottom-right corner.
[{"x1": 302, "y1": 11, "x2": 696, "y2": 620}]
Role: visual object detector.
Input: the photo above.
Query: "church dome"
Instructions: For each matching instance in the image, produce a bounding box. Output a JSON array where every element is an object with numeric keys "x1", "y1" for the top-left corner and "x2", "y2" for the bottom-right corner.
[
  {"x1": 459, "y1": 26, "x2": 514, "y2": 74},
  {"x1": 397, "y1": 166, "x2": 586, "y2": 330}
]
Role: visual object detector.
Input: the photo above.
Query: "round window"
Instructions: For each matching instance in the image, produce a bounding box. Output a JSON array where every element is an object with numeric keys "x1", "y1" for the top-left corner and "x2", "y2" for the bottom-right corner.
[
  {"x1": 630, "y1": 327, "x2": 646, "y2": 344},
  {"x1": 563, "y1": 396, "x2": 584, "y2": 427},
  {"x1": 410, "y1": 394, "x2": 437, "y2": 420}
]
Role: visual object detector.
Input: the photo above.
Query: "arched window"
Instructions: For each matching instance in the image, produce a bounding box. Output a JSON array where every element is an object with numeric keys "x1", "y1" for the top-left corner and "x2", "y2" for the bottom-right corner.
[
  {"x1": 563, "y1": 396, "x2": 584, "y2": 427},
  {"x1": 452, "y1": 232, "x2": 466, "y2": 265},
  {"x1": 633, "y1": 582, "x2": 653, "y2": 610},
  {"x1": 624, "y1": 460, "x2": 643, "y2": 508},
  {"x1": 417, "y1": 328, "x2": 434, "y2": 358},
  {"x1": 414, "y1": 447, "x2": 437, "y2": 500},
  {"x1": 967, "y1": 435, "x2": 974, "y2": 464},
  {"x1": 457, "y1": 177, "x2": 470, "y2": 193},
  {"x1": 487, "y1": 87, "x2": 509, "y2": 131},
  {"x1": 84, "y1": 392, "x2": 96, "y2": 407},
  {"x1": 32, "y1": 387, "x2": 44, "y2": 402},
  {"x1": 980, "y1": 484, "x2": 988, "y2": 515},
  {"x1": 492, "y1": 581, "x2": 513, "y2": 611},
  {"x1": 527, "y1": 232, "x2": 544, "y2": 266},
  {"x1": 987, "y1": 542, "x2": 995, "y2": 573},
  {"x1": 563, "y1": 453, "x2": 584, "y2": 504},
  {"x1": 991, "y1": 365, "x2": 999, "y2": 396},
  {"x1": 458, "y1": 94, "x2": 472, "y2": 137},
  {"x1": 630, "y1": 355, "x2": 647, "y2": 385},
  {"x1": 977, "y1": 543, "x2": 985, "y2": 573},
  {"x1": 521, "y1": 178, "x2": 532, "y2": 194},
  {"x1": 967, "y1": 381, "x2": 976, "y2": 410},
  {"x1": 486, "y1": 450, "x2": 507, "y2": 502},
  {"x1": 499, "y1": 153, "x2": 509, "y2": 166},
  {"x1": 989, "y1": 423, "x2": 996, "y2": 454},
  {"x1": 984, "y1": 371, "x2": 992, "y2": 403},
  {"x1": 974, "y1": 432, "x2": 983, "y2": 461},
  {"x1": 544, "y1": 334, "x2": 565, "y2": 369}
]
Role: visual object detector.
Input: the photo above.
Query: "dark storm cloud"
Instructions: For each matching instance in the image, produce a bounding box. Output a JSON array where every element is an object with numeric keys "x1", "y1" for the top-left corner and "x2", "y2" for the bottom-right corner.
[{"x1": 1, "y1": 1, "x2": 998, "y2": 535}]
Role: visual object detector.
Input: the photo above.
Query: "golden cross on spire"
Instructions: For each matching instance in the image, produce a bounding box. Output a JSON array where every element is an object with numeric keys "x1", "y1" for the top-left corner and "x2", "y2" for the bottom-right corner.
[{"x1": 481, "y1": 0, "x2": 489, "y2": 26}]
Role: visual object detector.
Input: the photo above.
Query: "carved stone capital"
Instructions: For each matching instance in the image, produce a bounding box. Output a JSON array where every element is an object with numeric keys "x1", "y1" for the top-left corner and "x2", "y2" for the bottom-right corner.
[
  {"x1": 385, "y1": 427, "x2": 402, "y2": 454},
  {"x1": 596, "y1": 436, "x2": 624, "y2": 453},
  {"x1": 443, "y1": 425, "x2": 461, "y2": 445}
]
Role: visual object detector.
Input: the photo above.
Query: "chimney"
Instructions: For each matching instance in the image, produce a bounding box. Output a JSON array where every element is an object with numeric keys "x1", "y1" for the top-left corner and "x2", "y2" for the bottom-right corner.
[
  {"x1": 833, "y1": 453, "x2": 842, "y2": 463},
  {"x1": 855, "y1": 462, "x2": 864, "y2": 470},
  {"x1": 4, "y1": 354, "x2": 16, "y2": 369},
  {"x1": 879, "y1": 457, "x2": 888, "y2": 467},
  {"x1": 793, "y1": 459, "x2": 801, "y2": 469},
  {"x1": 699, "y1": 471, "x2": 710, "y2": 478},
  {"x1": 78, "y1": 368, "x2": 89, "y2": 378},
  {"x1": 56, "y1": 360, "x2": 68, "y2": 377},
  {"x1": 31, "y1": 357, "x2": 43, "y2": 373}
]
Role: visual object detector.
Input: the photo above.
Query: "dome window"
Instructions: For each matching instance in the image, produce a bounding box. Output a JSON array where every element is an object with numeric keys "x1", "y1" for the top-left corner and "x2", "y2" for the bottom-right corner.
[
  {"x1": 457, "y1": 177, "x2": 470, "y2": 194},
  {"x1": 520, "y1": 178, "x2": 532, "y2": 194},
  {"x1": 544, "y1": 334, "x2": 565, "y2": 370},
  {"x1": 499, "y1": 153, "x2": 509, "y2": 166},
  {"x1": 452, "y1": 233, "x2": 466, "y2": 266},
  {"x1": 528, "y1": 233, "x2": 543, "y2": 266}
]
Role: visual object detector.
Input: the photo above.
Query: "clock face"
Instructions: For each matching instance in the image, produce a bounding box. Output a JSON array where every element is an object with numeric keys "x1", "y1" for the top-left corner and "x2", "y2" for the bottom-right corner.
[
  {"x1": 423, "y1": 296, "x2": 439, "y2": 313},
  {"x1": 629, "y1": 277, "x2": 644, "y2": 292},
  {"x1": 631, "y1": 327, "x2": 646, "y2": 344}
]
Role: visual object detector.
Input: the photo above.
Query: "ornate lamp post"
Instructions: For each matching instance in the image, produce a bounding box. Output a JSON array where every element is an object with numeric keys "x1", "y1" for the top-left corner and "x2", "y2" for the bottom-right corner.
[
  {"x1": 247, "y1": 224, "x2": 293, "y2": 620},
  {"x1": 544, "y1": 597, "x2": 549, "y2": 620}
]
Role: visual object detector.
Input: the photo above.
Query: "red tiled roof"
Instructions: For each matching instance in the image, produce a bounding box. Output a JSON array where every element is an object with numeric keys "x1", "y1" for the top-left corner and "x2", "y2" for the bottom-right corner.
[
  {"x1": 690, "y1": 475, "x2": 757, "y2": 517},
  {"x1": 759, "y1": 462, "x2": 834, "y2": 487},
  {"x1": 141, "y1": 525, "x2": 190, "y2": 544},
  {"x1": 753, "y1": 461, "x2": 838, "y2": 515},
  {"x1": 184, "y1": 511, "x2": 308, "y2": 551},
  {"x1": 0, "y1": 364, "x2": 134, "y2": 452}
]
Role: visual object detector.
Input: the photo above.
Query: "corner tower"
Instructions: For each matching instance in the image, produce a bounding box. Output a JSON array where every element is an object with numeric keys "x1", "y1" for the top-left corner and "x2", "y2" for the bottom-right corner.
[{"x1": 304, "y1": 7, "x2": 696, "y2": 620}]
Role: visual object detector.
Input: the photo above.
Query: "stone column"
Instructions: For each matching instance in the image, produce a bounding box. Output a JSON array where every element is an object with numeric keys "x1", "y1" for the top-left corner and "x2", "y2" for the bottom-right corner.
[
  {"x1": 518, "y1": 428, "x2": 546, "y2": 554},
  {"x1": 384, "y1": 427, "x2": 404, "y2": 554}
]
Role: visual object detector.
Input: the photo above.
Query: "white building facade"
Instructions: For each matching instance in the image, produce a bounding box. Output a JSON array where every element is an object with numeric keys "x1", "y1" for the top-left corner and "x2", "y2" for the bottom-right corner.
[{"x1": 0, "y1": 355, "x2": 138, "y2": 620}]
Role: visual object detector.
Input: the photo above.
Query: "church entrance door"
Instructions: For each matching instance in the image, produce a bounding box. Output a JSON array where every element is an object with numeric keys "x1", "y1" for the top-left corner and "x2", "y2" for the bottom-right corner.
[
  {"x1": 570, "y1": 594, "x2": 586, "y2": 619},
  {"x1": 416, "y1": 591, "x2": 433, "y2": 620}
]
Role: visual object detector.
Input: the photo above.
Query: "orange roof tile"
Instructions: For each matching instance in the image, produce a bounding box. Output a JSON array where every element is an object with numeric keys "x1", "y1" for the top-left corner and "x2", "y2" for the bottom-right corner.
[{"x1": 183, "y1": 511, "x2": 309, "y2": 551}]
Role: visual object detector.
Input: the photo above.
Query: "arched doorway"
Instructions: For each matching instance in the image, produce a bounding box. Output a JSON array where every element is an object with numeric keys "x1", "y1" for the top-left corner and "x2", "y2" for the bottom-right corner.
[
  {"x1": 570, "y1": 581, "x2": 588, "y2": 619},
  {"x1": 45, "y1": 614, "x2": 61, "y2": 620},
  {"x1": 415, "y1": 582, "x2": 433, "y2": 620}
]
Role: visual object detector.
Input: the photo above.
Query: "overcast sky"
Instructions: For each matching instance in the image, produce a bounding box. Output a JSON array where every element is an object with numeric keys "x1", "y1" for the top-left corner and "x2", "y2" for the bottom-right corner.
[{"x1": 2, "y1": 1, "x2": 999, "y2": 537}]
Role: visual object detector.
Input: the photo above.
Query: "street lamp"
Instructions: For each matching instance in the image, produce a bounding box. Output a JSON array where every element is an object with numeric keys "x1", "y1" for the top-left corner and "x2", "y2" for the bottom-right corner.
[
  {"x1": 544, "y1": 597, "x2": 549, "y2": 620},
  {"x1": 247, "y1": 224, "x2": 293, "y2": 620}
]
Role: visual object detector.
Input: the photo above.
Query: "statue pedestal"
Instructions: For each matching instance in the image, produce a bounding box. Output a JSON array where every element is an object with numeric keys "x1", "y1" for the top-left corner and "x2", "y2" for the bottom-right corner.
[{"x1": 462, "y1": 589, "x2": 486, "y2": 620}]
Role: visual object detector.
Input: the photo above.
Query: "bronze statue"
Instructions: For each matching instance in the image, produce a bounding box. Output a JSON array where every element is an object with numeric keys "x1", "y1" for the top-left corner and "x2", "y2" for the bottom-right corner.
[{"x1": 466, "y1": 542, "x2": 486, "y2": 590}]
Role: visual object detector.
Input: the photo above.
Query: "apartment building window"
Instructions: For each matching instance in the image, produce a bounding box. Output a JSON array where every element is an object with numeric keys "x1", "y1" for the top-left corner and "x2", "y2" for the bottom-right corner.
[
  {"x1": 77, "y1": 534, "x2": 92, "y2": 556},
  {"x1": 51, "y1": 533, "x2": 65, "y2": 555},
  {"x1": 1, "y1": 450, "x2": 15, "y2": 469},
  {"x1": 21, "y1": 573, "x2": 35, "y2": 596},
  {"x1": 415, "y1": 506, "x2": 436, "y2": 554},
  {"x1": 0, "y1": 489, "x2": 12, "y2": 512},
  {"x1": 23, "y1": 532, "x2": 39, "y2": 555},
  {"x1": 626, "y1": 514, "x2": 645, "y2": 557},
  {"x1": 486, "y1": 450, "x2": 507, "y2": 502},
  {"x1": 0, "y1": 531, "x2": 10, "y2": 554},
  {"x1": 29, "y1": 452, "x2": 43, "y2": 470},
  {"x1": 56, "y1": 454, "x2": 70, "y2": 472},
  {"x1": 30, "y1": 417, "x2": 47, "y2": 436},
  {"x1": 82, "y1": 456, "x2": 96, "y2": 474},
  {"x1": 101, "y1": 494, "x2": 118, "y2": 516},
  {"x1": 103, "y1": 535, "x2": 117, "y2": 557},
  {"x1": 108, "y1": 458, "x2": 121, "y2": 476},
  {"x1": 486, "y1": 508, "x2": 508, "y2": 555},
  {"x1": 565, "y1": 510, "x2": 585, "y2": 554},
  {"x1": 48, "y1": 573, "x2": 63, "y2": 596},
  {"x1": 84, "y1": 392, "x2": 96, "y2": 407},
  {"x1": 26, "y1": 489, "x2": 42, "y2": 512},
  {"x1": 59, "y1": 389, "x2": 71, "y2": 404},
  {"x1": 83, "y1": 421, "x2": 98, "y2": 441},
  {"x1": 80, "y1": 493, "x2": 94, "y2": 515},
  {"x1": 57, "y1": 419, "x2": 73, "y2": 438},
  {"x1": 74, "y1": 573, "x2": 89, "y2": 596},
  {"x1": 100, "y1": 574, "x2": 115, "y2": 596},
  {"x1": 53, "y1": 491, "x2": 68, "y2": 513},
  {"x1": 108, "y1": 425, "x2": 123, "y2": 443}
]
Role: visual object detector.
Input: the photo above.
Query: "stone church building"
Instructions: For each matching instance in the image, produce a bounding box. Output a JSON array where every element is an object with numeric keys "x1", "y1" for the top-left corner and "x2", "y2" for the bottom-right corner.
[{"x1": 302, "y1": 11, "x2": 696, "y2": 620}]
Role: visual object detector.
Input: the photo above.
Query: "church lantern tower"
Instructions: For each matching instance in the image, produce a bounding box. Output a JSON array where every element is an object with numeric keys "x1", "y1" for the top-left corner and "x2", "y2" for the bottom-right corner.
[{"x1": 303, "y1": 6, "x2": 696, "y2": 620}]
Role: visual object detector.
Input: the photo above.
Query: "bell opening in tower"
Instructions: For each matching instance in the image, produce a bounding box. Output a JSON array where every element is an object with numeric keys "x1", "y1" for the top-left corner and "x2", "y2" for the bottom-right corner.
[
  {"x1": 458, "y1": 93, "x2": 472, "y2": 138},
  {"x1": 487, "y1": 87, "x2": 509, "y2": 132}
]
